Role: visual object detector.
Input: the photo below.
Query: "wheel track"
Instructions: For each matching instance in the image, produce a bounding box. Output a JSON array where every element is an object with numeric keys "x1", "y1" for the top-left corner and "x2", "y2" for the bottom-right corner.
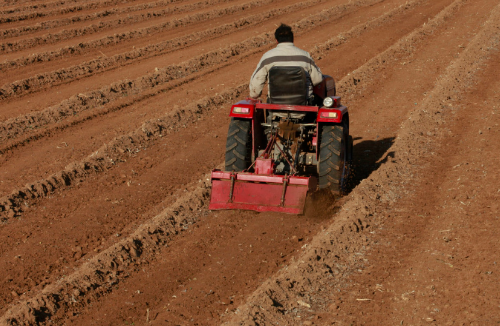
[
  {"x1": 0, "y1": 0, "x2": 381, "y2": 145},
  {"x1": 0, "y1": 0, "x2": 239, "y2": 39},
  {"x1": 226, "y1": 0, "x2": 500, "y2": 324},
  {"x1": 0, "y1": 0, "x2": 480, "y2": 322},
  {"x1": 0, "y1": 0, "x2": 284, "y2": 54},
  {"x1": 0, "y1": 0, "x2": 338, "y2": 98}
]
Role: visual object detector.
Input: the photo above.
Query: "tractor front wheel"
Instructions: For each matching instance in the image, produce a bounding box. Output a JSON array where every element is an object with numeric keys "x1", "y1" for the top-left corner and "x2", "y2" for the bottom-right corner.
[
  {"x1": 318, "y1": 124, "x2": 347, "y2": 195},
  {"x1": 225, "y1": 118, "x2": 252, "y2": 172}
]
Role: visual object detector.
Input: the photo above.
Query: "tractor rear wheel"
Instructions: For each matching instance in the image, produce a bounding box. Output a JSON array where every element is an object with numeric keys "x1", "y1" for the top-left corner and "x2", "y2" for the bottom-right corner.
[
  {"x1": 318, "y1": 124, "x2": 347, "y2": 195},
  {"x1": 225, "y1": 118, "x2": 252, "y2": 172}
]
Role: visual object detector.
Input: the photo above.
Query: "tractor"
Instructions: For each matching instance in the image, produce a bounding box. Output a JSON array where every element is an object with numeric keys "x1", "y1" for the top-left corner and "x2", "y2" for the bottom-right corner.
[{"x1": 209, "y1": 66, "x2": 352, "y2": 214}]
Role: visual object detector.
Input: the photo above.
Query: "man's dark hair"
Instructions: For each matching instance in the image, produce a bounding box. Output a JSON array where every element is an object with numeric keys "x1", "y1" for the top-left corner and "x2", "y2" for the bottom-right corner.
[{"x1": 275, "y1": 24, "x2": 294, "y2": 43}]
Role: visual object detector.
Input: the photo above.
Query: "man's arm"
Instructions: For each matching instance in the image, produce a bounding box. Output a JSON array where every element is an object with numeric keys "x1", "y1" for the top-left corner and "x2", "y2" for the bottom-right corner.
[
  {"x1": 249, "y1": 59, "x2": 268, "y2": 99},
  {"x1": 309, "y1": 57, "x2": 323, "y2": 86}
]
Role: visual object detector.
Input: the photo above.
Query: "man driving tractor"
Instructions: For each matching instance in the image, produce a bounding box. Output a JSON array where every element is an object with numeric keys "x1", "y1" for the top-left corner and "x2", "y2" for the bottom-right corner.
[
  {"x1": 208, "y1": 23, "x2": 349, "y2": 214},
  {"x1": 249, "y1": 23, "x2": 324, "y2": 103}
]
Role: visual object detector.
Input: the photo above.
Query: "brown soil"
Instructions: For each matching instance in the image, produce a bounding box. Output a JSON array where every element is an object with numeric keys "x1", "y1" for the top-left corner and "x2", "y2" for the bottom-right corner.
[{"x1": 0, "y1": 0, "x2": 499, "y2": 325}]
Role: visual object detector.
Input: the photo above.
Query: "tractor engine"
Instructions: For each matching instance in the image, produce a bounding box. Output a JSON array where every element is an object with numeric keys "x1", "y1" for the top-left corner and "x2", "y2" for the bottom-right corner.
[{"x1": 262, "y1": 112, "x2": 317, "y2": 175}]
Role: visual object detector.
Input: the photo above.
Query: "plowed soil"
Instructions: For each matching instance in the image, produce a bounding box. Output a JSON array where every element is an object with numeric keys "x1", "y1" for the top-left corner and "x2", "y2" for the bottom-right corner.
[{"x1": 0, "y1": 0, "x2": 499, "y2": 325}]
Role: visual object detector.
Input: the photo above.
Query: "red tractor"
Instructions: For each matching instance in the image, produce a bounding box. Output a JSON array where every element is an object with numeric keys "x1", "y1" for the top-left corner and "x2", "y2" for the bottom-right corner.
[{"x1": 209, "y1": 67, "x2": 352, "y2": 214}]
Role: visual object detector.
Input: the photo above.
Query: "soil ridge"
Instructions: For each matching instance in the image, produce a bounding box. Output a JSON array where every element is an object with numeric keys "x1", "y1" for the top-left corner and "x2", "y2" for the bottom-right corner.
[{"x1": 0, "y1": 0, "x2": 232, "y2": 36}]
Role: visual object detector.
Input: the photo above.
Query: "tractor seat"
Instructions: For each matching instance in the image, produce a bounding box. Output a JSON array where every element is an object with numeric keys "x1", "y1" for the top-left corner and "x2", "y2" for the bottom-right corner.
[{"x1": 268, "y1": 66, "x2": 309, "y2": 106}]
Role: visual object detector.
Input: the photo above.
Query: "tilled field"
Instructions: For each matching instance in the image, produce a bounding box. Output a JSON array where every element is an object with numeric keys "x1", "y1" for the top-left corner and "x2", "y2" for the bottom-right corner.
[{"x1": 0, "y1": 0, "x2": 499, "y2": 325}]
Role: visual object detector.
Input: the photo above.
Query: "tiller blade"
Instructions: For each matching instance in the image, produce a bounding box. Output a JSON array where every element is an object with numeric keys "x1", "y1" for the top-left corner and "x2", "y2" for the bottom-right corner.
[{"x1": 209, "y1": 169, "x2": 317, "y2": 214}]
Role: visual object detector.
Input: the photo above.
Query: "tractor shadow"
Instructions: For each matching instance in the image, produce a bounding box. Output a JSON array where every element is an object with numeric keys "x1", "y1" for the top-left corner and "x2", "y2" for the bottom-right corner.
[
  {"x1": 303, "y1": 136, "x2": 395, "y2": 219},
  {"x1": 346, "y1": 136, "x2": 396, "y2": 194}
]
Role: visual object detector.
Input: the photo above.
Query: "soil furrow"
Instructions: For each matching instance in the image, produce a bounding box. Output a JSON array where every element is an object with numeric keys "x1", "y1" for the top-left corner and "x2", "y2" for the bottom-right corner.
[
  {"x1": 0, "y1": 0, "x2": 426, "y2": 219},
  {"x1": 0, "y1": 0, "x2": 331, "y2": 97},
  {"x1": 0, "y1": 0, "x2": 452, "y2": 218},
  {"x1": 0, "y1": 79, "x2": 243, "y2": 315},
  {"x1": 0, "y1": 0, "x2": 473, "y2": 321},
  {"x1": 334, "y1": 0, "x2": 467, "y2": 100},
  {"x1": 0, "y1": 0, "x2": 174, "y2": 22},
  {"x1": 0, "y1": 0, "x2": 497, "y2": 324},
  {"x1": 0, "y1": 0, "x2": 426, "y2": 206},
  {"x1": 0, "y1": 0, "x2": 237, "y2": 39},
  {"x1": 0, "y1": 1, "x2": 440, "y2": 316},
  {"x1": 0, "y1": 0, "x2": 314, "y2": 72},
  {"x1": 309, "y1": 0, "x2": 425, "y2": 61},
  {"x1": 0, "y1": 0, "x2": 379, "y2": 143},
  {"x1": 226, "y1": 0, "x2": 500, "y2": 324},
  {"x1": 0, "y1": 84, "x2": 246, "y2": 221},
  {"x1": 326, "y1": 56, "x2": 500, "y2": 325},
  {"x1": 0, "y1": 174, "x2": 214, "y2": 326},
  {"x1": 0, "y1": 0, "x2": 280, "y2": 54},
  {"x1": 0, "y1": 0, "x2": 90, "y2": 12}
]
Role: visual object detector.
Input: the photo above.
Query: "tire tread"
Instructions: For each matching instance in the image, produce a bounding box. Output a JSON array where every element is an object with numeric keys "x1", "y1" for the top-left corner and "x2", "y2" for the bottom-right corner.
[{"x1": 224, "y1": 118, "x2": 252, "y2": 171}]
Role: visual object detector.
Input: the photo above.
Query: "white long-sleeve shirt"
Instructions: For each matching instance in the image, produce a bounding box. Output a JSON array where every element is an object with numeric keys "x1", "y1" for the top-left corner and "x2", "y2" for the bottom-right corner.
[{"x1": 249, "y1": 42, "x2": 323, "y2": 99}]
